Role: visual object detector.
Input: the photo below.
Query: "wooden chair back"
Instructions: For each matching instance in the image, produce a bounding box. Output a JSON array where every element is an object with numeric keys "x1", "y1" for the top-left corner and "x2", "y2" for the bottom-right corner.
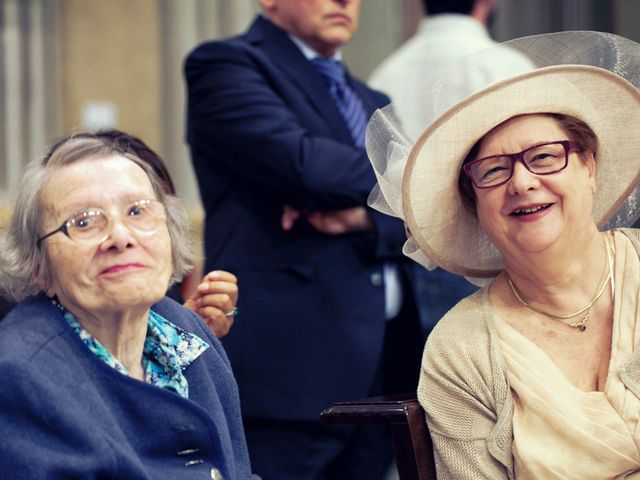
[{"x1": 320, "y1": 393, "x2": 436, "y2": 480}]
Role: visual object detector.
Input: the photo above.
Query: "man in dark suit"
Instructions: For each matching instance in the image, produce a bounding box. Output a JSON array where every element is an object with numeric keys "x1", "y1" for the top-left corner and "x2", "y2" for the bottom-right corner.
[{"x1": 184, "y1": 1, "x2": 423, "y2": 478}]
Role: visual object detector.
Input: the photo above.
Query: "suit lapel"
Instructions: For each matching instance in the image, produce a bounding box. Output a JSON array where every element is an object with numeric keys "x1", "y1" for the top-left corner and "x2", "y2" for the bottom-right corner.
[{"x1": 246, "y1": 17, "x2": 355, "y2": 145}]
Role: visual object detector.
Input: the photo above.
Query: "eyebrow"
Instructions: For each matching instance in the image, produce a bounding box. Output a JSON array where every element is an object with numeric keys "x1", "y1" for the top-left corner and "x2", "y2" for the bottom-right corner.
[
  {"x1": 52, "y1": 194, "x2": 156, "y2": 220},
  {"x1": 476, "y1": 139, "x2": 570, "y2": 160}
]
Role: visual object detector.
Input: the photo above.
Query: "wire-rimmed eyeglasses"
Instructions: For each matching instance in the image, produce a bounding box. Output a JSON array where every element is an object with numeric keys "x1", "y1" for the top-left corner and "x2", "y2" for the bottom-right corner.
[
  {"x1": 37, "y1": 199, "x2": 166, "y2": 248},
  {"x1": 463, "y1": 140, "x2": 582, "y2": 189}
]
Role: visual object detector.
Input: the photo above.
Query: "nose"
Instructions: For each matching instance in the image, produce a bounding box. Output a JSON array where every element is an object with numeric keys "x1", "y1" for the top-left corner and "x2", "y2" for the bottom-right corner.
[
  {"x1": 99, "y1": 217, "x2": 137, "y2": 252},
  {"x1": 507, "y1": 160, "x2": 539, "y2": 195}
]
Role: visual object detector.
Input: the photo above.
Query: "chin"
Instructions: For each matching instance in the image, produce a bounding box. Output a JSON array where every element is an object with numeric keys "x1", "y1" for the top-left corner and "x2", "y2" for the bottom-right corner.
[
  {"x1": 322, "y1": 30, "x2": 352, "y2": 46},
  {"x1": 104, "y1": 281, "x2": 168, "y2": 307},
  {"x1": 510, "y1": 229, "x2": 562, "y2": 253}
]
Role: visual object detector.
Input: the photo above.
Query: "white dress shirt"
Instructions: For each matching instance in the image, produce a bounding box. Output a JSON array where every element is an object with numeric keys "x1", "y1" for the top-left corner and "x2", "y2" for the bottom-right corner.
[{"x1": 370, "y1": 14, "x2": 533, "y2": 140}]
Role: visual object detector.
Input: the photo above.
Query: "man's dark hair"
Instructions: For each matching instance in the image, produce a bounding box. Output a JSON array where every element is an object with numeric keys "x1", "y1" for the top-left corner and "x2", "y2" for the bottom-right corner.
[{"x1": 421, "y1": 0, "x2": 475, "y2": 15}]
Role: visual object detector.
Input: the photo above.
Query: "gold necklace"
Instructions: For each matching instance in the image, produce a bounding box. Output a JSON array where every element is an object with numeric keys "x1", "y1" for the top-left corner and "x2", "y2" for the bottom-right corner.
[{"x1": 505, "y1": 236, "x2": 612, "y2": 332}]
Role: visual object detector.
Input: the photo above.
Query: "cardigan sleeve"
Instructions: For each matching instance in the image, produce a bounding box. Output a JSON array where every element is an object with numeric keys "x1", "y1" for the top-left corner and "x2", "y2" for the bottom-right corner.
[{"x1": 417, "y1": 292, "x2": 512, "y2": 480}]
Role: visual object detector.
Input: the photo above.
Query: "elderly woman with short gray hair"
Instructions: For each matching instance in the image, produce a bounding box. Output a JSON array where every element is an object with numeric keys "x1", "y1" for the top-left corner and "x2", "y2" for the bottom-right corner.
[{"x1": 0, "y1": 133, "x2": 257, "y2": 479}]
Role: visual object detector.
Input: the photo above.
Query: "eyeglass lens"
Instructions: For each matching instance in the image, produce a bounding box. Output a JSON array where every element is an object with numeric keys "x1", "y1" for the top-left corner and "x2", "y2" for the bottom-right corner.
[
  {"x1": 66, "y1": 199, "x2": 165, "y2": 242},
  {"x1": 469, "y1": 141, "x2": 569, "y2": 188}
]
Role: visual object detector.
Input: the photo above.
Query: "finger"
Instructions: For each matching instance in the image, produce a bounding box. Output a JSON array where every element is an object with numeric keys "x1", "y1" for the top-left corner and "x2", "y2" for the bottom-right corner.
[
  {"x1": 199, "y1": 295, "x2": 236, "y2": 319},
  {"x1": 195, "y1": 278, "x2": 238, "y2": 296},
  {"x1": 202, "y1": 316, "x2": 232, "y2": 338},
  {"x1": 194, "y1": 293, "x2": 233, "y2": 309},
  {"x1": 282, "y1": 212, "x2": 294, "y2": 230},
  {"x1": 306, "y1": 212, "x2": 325, "y2": 230},
  {"x1": 194, "y1": 284, "x2": 238, "y2": 308},
  {"x1": 281, "y1": 205, "x2": 301, "y2": 231},
  {"x1": 307, "y1": 213, "x2": 345, "y2": 234},
  {"x1": 198, "y1": 306, "x2": 234, "y2": 337},
  {"x1": 203, "y1": 270, "x2": 238, "y2": 283},
  {"x1": 197, "y1": 280, "x2": 238, "y2": 295}
]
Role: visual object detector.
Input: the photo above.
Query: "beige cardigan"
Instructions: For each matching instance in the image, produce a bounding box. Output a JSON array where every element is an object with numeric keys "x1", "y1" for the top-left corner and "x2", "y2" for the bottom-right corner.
[{"x1": 418, "y1": 228, "x2": 640, "y2": 480}]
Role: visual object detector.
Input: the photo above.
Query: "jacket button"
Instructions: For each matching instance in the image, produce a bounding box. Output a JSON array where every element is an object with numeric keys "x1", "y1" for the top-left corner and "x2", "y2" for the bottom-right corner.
[
  {"x1": 370, "y1": 272, "x2": 383, "y2": 286},
  {"x1": 210, "y1": 468, "x2": 223, "y2": 480}
]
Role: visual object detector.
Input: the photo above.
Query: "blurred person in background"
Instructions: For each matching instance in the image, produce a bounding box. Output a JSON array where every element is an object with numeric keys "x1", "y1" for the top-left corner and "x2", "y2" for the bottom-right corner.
[{"x1": 184, "y1": 0, "x2": 423, "y2": 478}]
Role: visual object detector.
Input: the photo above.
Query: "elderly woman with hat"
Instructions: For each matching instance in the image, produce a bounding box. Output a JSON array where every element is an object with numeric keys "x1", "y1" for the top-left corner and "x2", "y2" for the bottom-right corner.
[
  {"x1": 367, "y1": 31, "x2": 640, "y2": 479},
  {"x1": 0, "y1": 132, "x2": 257, "y2": 479}
]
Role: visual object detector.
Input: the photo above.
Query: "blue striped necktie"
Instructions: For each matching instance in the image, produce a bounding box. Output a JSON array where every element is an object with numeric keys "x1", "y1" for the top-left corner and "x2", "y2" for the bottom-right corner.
[{"x1": 311, "y1": 58, "x2": 368, "y2": 147}]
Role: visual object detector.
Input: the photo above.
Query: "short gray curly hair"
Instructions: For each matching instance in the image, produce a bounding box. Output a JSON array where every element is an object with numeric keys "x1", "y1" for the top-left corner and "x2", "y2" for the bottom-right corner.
[{"x1": 0, "y1": 132, "x2": 195, "y2": 301}]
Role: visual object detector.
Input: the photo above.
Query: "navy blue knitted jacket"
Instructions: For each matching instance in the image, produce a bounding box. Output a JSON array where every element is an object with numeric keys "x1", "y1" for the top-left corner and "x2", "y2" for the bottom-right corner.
[{"x1": 0, "y1": 293, "x2": 258, "y2": 479}]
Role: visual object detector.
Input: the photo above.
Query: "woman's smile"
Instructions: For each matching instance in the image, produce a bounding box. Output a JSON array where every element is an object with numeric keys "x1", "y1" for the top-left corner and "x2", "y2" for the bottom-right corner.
[
  {"x1": 509, "y1": 203, "x2": 554, "y2": 217},
  {"x1": 100, "y1": 262, "x2": 146, "y2": 275}
]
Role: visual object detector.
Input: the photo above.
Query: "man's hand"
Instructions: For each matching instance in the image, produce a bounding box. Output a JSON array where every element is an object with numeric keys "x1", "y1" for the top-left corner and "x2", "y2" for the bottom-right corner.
[
  {"x1": 307, "y1": 207, "x2": 374, "y2": 234},
  {"x1": 281, "y1": 206, "x2": 374, "y2": 234},
  {"x1": 281, "y1": 205, "x2": 301, "y2": 231}
]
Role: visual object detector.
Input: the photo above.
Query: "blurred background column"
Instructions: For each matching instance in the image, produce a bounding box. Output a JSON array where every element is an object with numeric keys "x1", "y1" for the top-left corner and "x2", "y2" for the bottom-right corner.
[{"x1": 1, "y1": 0, "x2": 61, "y2": 205}]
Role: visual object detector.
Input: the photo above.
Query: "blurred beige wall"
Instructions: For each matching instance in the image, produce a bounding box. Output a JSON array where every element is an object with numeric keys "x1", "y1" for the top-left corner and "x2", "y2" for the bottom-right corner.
[{"x1": 59, "y1": 0, "x2": 162, "y2": 154}]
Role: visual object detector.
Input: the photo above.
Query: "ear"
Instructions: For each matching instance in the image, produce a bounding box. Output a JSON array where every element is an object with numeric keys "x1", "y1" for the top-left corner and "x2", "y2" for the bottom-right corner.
[
  {"x1": 34, "y1": 259, "x2": 54, "y2": 297},
  {"x1": 259, "y1": 0, "x2": 276, "y2": 13},
  {"x1": 472, "y1": 0, "x2": 497, "y2": 23},
  {"x1": 583, "y1": 151, "x2": 597, "y2": 193}
]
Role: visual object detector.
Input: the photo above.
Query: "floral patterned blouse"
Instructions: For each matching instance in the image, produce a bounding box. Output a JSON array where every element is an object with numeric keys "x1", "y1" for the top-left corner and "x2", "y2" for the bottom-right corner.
[{"x1": 54, "y1": 300, "x2": 209, "y2": 399}]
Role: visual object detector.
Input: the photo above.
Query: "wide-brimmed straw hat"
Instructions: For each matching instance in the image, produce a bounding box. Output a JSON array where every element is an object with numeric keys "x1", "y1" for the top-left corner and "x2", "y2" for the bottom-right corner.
[{"x1": 366, "y1": 31, "x2": 640, "y2": 279}]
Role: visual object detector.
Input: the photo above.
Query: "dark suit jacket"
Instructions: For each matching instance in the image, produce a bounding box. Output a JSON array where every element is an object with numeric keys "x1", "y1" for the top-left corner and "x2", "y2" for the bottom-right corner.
[
  {"x1": 185, "y1": 15, "x2": 413, "y2": 420},
  {"x1": 0, "y1": 294, "x2": 256, "y2": 479}
]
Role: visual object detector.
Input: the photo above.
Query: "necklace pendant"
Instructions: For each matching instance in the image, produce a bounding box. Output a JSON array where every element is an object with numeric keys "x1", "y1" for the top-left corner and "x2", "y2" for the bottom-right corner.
[
  {"x1": 579, "y1": 310, "x2": 590, "y2": 332},
  {"x1": 568, "y1": 320, "x2": 587, "y2": 331},
  {"x1": 569, "y1": 311, "x2": 589, "y2": 331}
]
